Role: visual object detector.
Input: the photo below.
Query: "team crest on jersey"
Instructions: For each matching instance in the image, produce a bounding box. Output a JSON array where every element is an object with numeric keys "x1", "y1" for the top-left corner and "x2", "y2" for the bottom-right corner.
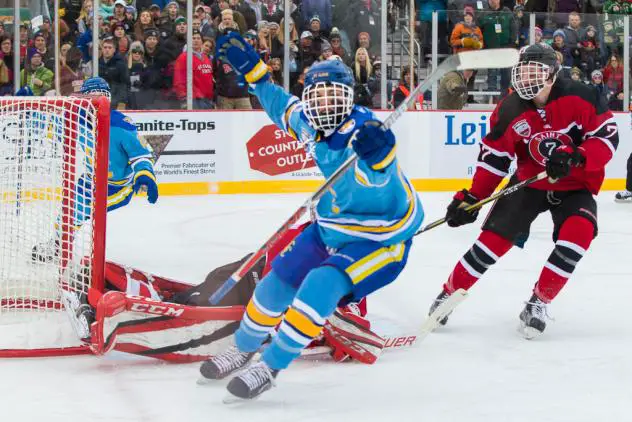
[
  {"x1": 528, "y1": 131, "x2": 573, "y2": 166},
  {"x1": 512, "y1": 119, "x2": 531, "y2": 138},
  {"x1": 337, "y1": 119, "x2": 356, "y2": 135}
]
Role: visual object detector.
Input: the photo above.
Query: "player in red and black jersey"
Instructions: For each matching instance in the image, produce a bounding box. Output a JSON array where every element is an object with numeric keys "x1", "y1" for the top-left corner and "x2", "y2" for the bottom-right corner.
[{"x1": 428, "y1": 44, "x2": 619, "y2": 339}]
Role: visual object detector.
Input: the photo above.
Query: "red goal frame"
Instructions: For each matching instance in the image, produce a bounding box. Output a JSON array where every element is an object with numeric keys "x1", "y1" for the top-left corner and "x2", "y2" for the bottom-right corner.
[{"x1": 0, "y1": 95, "x2": 110, "y2": 358}]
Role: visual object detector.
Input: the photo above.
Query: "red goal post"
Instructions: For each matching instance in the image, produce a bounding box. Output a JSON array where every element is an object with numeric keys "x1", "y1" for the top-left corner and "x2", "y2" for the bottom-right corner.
[{"x1": 0, "y1": 95, "x2": 110, "y2": 357}]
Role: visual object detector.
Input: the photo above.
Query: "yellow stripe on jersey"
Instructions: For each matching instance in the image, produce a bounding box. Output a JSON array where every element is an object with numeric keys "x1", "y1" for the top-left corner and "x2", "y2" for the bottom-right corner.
[
  {"x1": 327, "y1": 168, "x2": 416, "y2": 234},
  {"x1": 346, "y1": 243, "x2": 407, "y2": 284},
  {"x1": 284, "y1": 307, "x2": 324, "y2": 338},
  {"x1": 245, "y1": 300, "x2": 283, "y2": 328},
  {"x1": 107, "y1": 186, "x2": 133, "y2": 208},
  {"x1": 371, "y1": 145, "x2": 397, "y2": 171}
]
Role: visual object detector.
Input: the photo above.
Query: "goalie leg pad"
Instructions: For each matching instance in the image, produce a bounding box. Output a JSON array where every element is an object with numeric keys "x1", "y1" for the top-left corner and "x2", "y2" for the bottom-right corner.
[
  {"x1": 323, "y1": 309, "x2": 385, "y2": 364},
  {"x1": 90, "y1": 292, "x2": 244, "y2": 363}
]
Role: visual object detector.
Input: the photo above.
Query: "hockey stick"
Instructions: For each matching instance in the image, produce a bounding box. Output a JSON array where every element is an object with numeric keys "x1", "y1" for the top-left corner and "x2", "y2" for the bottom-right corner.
[
  {"x1": 414, "y1": 171, "x2": 548, "y2": 235},
  {"x1": 208, "y1": 48, "x2": 520, "y2": 305},
  {"x1": 301, "y1": 288, "x2": 469, "y2": 359}
]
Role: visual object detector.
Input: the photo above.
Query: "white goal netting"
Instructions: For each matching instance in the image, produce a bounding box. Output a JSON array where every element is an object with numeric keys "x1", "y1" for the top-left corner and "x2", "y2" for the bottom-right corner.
[{"x1": 0, "y1": 97, "x2": 108, "y2": 355}]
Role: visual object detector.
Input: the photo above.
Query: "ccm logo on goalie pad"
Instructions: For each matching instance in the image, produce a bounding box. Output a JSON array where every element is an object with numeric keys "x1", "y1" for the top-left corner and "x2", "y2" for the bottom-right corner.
[{"x1": 130, "y1": 302, "x2": 185, "y2": 317}]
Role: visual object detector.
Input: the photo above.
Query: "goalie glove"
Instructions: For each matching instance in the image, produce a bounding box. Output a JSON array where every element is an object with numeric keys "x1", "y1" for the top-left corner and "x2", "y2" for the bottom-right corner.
[{"x1": 322, "y1": 306, "x2": 385, "y2": 364}]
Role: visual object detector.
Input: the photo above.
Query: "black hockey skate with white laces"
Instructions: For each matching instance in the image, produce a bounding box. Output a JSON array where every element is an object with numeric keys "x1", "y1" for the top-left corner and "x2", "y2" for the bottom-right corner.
[
  {"x1": 225, "y1": 361, "x2": 279, "y2": 401},
  {"x1": 428, "y1": 290, "x2": 452, "y2": 326},
  {"x1": 615, "y1": 190, "x2": 632, "y2": 203},
  {"x1": 199, "y1": 345, "x2": 255, "y2": 381},
  {"x1": 519, "y1": 293, "x2": 550, "y2": 339}
]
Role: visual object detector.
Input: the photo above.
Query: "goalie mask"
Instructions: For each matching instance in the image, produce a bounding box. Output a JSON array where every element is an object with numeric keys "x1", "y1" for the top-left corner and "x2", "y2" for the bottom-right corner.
[
  {"x1": 511, "y1": 44, "x2": 560, "y2": 100},
  {"x1": 302, "y1": 60, "x2": 355, "y2": 133},
  {"x1": 80, "y1": 77, "x2": 112, "y2": 100}
]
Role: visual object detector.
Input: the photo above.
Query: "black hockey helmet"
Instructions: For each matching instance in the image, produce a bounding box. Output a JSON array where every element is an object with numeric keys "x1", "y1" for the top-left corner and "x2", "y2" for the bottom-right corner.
[{"x1": 511, "y1": 44, "x2": 560, "y2": 100}]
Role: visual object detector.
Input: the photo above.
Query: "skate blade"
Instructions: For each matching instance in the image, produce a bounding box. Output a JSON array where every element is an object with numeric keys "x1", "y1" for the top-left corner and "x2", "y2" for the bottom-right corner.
[
  {"x1": 614, "y1": 198, "x2": 632, "y2": 204},
  {"x1": 222, "y1": 392, "x2": 260, "y2": 405},
  {"x1": 518, "y1": 323, "x2": 542, "y2": 340}
]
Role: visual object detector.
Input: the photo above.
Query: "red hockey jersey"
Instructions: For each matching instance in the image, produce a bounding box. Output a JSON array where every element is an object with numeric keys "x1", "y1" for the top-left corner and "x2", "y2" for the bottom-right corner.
[{"x1": 470, "y1": 78, "x2": 619, "y2": 198}]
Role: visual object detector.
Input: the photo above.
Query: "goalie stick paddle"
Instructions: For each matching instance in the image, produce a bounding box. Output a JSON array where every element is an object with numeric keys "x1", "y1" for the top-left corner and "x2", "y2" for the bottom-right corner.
[
  {"x1": 208, "y1": 49, "x2": 520, "y2": 305},
  {"x1": 415, "y1": 171, "x2": 548, "y2": 235}
]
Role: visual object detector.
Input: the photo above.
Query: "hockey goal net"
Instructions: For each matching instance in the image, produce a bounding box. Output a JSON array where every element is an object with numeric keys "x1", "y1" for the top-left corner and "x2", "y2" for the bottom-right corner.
[{"x1": 0, "y1": 96, "x2": 110, "y2": 357}]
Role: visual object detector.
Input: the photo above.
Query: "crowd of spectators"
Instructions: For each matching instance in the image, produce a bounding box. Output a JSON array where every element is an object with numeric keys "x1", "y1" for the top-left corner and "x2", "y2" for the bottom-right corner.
[
  {"x1": 0, "y1": 0, "x2": 386, "y2": 110},
  {"x1": 0, "y1": 0, "x2": 629, "y2": 110},
  {"x1": 425, "y1": 0, "x2": 631, "y2": 110}
]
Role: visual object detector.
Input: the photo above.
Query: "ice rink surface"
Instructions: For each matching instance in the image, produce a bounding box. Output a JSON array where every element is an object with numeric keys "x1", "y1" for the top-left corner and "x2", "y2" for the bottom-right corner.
[{"x1": 3, "y1": 192, "x2": 631, "y2": 422}]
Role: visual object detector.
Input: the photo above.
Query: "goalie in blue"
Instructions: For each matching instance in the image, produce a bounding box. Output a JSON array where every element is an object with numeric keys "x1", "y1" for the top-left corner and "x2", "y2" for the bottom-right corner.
[
  {"x1": 199, "y1": 32, "x2": 424, "y2": 401},
  {"x1": 32, "y1": 77, "x2": 158, "y2": 262}
]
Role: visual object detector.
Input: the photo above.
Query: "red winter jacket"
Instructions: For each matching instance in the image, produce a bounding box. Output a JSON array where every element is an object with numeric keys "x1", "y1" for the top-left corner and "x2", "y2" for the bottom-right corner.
[{"x1": 173, "y1": 50, "x2": 214, "y2": 100}]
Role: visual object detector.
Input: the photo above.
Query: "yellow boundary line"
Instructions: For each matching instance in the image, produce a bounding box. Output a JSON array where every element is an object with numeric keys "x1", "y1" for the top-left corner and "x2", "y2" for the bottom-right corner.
[{"x1": 155, "y1": 179, "x2": 627, "y2": 196}]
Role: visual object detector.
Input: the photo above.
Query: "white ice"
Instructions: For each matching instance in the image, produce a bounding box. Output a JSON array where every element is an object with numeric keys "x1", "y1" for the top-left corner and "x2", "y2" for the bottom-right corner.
[{"x1": 3, "y1": 193, "x2": 631, "y2": 422}]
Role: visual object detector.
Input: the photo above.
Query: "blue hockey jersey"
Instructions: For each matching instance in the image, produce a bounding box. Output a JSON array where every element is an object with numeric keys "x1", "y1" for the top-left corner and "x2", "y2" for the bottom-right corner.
[
  {"x1": 107, "y1": 110, "x2": 155, "y2": 186},
  {"x1": 253, "y1": 81, "x2": 424, "y2": 248}
]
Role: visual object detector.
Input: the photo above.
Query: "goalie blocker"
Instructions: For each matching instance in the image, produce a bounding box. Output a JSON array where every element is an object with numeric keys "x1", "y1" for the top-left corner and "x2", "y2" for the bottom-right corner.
[{"x1": 89, "y1": 223, "x2": 383, "y2": 364}]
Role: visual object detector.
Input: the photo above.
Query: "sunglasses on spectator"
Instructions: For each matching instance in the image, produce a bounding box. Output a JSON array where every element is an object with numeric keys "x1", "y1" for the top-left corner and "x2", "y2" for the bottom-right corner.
[{"x1": 132, "y1": 49, "x2": 142, "y2": 53}]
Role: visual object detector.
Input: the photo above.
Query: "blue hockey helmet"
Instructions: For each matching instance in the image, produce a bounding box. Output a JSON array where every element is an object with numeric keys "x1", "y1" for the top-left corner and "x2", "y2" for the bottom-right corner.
[
  {"x1": 302, "y1": 60, "x2": 355, "y2": 133},
  {"x1": 15, "y1": 85, "x2": 34, "y2": 96},
  {"x1": 80, "y1": 77, "x2": 111, "y2": 100}
]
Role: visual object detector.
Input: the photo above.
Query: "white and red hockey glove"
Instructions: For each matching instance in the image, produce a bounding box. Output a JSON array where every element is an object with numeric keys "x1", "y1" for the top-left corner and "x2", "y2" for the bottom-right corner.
[{"x1": 322, "y1": 303, "x2": 385, "y2": 364}]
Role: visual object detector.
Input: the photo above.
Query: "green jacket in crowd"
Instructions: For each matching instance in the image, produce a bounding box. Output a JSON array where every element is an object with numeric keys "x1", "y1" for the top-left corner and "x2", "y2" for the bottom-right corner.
[
  {"x1": 478, "y1": 7, "x2": 513, "y2": 48},
  {"x1": 20, "y1": 65, "x2": 54, "y2": 96}
]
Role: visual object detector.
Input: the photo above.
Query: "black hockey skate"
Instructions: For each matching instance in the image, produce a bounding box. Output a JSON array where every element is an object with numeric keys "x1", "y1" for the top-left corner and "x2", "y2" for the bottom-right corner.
[
  {"x1": 615, "y1": 190, "x2": 632, "y2": 203},
  {"x1": 519, "y1": 293, "x2": 549, "y2": 339},
  {"x1": 428, "y1": 290, "x2": 452, "y2": 326},
  {"x1": 199, "y1": 346, "x2": 256, "y2": 381},
  {"x1": 225, "y1": 361, "x2": 279, "y2": 401}
]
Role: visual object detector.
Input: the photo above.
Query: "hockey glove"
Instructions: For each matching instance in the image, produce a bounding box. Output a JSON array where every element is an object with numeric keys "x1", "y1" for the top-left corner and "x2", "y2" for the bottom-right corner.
[
  {"x1": 446, "y1": 189, "x2": 480, "y2": 227},
  {"x1": 133, "y1": 171, "x2": 159, "y2": 204},
  {"x1": 216, "y1": 32, "x2": 269, "y2": 84},
  {"x1": 545, "y1": 145, "x2": 585, "y2": 182},
  {"x1": 351, "y1": 120, "x2": 396, "y2": 171}
]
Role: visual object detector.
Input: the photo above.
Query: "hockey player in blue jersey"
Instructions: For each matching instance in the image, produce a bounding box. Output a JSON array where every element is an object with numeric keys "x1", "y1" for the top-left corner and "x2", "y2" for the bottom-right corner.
[
  {"x1": 199, "y1": 32, "x2": 424, "y2": 401},
  {"x1": 32, "y1": 77, "x2": 158, "y2": 262}
]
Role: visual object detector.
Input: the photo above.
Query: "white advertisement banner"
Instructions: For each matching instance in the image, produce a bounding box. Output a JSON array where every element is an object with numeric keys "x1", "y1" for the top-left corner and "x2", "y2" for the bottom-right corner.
[{"x1": 124, "y1": 110, "x2": 631, "y2": 190}]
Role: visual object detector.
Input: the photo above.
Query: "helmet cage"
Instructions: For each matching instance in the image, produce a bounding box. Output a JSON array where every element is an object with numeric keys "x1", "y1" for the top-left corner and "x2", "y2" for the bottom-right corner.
[
  {"x1": 301, "y1": 81, "x2": 354, "y2": 133},
  {"x1": 511, "y1": 61, "x2": 556, "y2": 100}
]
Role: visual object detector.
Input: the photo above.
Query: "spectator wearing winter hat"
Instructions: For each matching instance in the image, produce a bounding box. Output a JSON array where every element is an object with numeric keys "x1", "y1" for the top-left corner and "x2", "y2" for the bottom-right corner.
[
  {"x1": 174, "y1": 31, "x2": 214, "y2": 109},
  {"x1": 21, "y1": 50, "x2": 53, "y2": 96},
  {"x1": 158, "y1": 1, "x2": 180, "y2": 40},
  {"x1": 345, "y1": 0, "x2": 381, "y2": 56},
  {"x1": 356, "y1": 31, "x2": 378, "y2": 58},
  {"x1": 534, "y1": 26, "x2": 543, "y2": 45},
  {"x1": 512, "y1": 5, "x2": 529, "y2": 47},
  {"x1": 128, "y1": 41, "x2": 147, "y2": 108},
  {"x1": 111, "y1": 0, "x2": 133, "y2": 34},
  {"x1": 328, "y1": 29, "x2": 350, "y2": 64},
  {"x1": 125, "y1": 6, "x2": 137, "y2": 22},
  {"x1": 591, "y1": 69, "x2": 608, "y2": 101},
  {"x1": 552, "y1": 29, "x2": 573, "y2": 67},
  {"x1": 569, "y1": 66, "x2": 583, "y2": 82},
  {"x1": 134, "y1": 9, "x2": 157, "y2": 43},
  {"x1": 154, "y1": 16, "x2": 187, "y2": 108},
  {"x1": 579, "y1": 25, "x2": 600, "y2": 77},
  {"x1": 297, "y1": 30, "x2": 318, "y2": 70},
  {"x1": 450, "y1": 9, "x2": 483, "y2": 54},
  {"x1": 31, "y1": 32, "x2": 55, "y2": 72},
  {"x1": 319, "y1": 40, "x2": 334, "y2": 61},
  {"x1": 111, "y1": 21, "x2": 132, "y2": 55},
  {"x1": 302, "y1": 0, "x2": 332, "y2": 33},
  {"x1": 141, "y1": 28, "x2": 165, "y2": 108},
  {"x1": 149, "y1": 4, "x2": 162, "y2": 25}
]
